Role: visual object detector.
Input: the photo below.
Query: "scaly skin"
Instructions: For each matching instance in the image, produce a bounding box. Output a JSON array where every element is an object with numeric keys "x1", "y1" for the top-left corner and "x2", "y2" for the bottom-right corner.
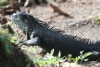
[{"x1": 11, "y1": 12, "x2": 100, "y2": 60}]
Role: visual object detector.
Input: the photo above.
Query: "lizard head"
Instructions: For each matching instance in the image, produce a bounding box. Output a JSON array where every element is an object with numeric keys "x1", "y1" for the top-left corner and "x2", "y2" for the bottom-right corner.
[{"x1": 11, "y1": 12, "x2": 38, "y2": 32}]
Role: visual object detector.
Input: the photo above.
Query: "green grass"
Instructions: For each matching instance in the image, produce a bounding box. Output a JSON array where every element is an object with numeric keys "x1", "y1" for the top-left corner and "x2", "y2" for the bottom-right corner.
[
  {"x1": 25, "y1": 46, "x2": 92, "y2": 67},
  {"x1": 31, "y1": 49, "x2": 64, "y2": 67}
]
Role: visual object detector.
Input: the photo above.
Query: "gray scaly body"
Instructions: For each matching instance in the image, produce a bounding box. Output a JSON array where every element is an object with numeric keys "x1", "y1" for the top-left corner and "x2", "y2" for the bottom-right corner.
[{"x1": 11, "y1": 12, "x2": 100, "y2": 60}]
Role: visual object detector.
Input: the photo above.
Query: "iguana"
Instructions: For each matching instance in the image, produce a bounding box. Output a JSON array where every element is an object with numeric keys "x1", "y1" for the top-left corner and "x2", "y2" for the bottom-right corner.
[{"x1": 11, "y1": 12, "x2": 100, "y2": 60}]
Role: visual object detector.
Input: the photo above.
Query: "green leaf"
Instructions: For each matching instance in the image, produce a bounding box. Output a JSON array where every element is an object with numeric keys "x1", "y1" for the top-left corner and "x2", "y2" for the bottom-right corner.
[
  {"x1": 82, "y1": 52, "x2": 92, "y2": 59},
  {"x1": 68, "y1": 54, "x2": 72, "y2": 58},
  {"x1": 58, "y1": 50, "x2": 61, "y2": 57},
  {"x1": 83, "y1": 59, "x2": 88, "y2": 61},
  {"x1": 50, "y1": 49, "x2": 54, "y2": 55},
  {"x1": 0, "y1": 0, "x2": 9, "y2": 6}
]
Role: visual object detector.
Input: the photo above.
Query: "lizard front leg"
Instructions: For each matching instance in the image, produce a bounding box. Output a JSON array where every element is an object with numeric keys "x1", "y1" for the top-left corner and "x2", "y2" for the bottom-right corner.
[
  {"x1": 19, "y1": 31, "x2": 41, "y2": 46},
  {"x1": 19, "y1": 31, "x2": 47, "y2": 56},
  {"x1": 25, "y1": 37, "x2": 40, "y2": 45}
]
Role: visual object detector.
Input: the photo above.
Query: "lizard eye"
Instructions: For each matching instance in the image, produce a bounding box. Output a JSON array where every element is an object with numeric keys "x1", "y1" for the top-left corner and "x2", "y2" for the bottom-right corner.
[{"x1": 24, "y1": 19, "x2": 28, "y2": 23}]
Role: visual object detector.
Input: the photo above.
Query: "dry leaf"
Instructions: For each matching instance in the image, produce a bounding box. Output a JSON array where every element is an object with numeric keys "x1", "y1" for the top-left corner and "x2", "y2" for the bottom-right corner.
[
  {"x1": 0, "y1": 8, "x2": 5, "y2": 16},
  {"x1": 24, "y1": 0, "x2": 30, "y2": 7},
  {"x1": 0, "y1": 17, "x2": 7, "y2": 24},
  {"x1": 50, "y1": 3, "x2": 73, "y2": 18},
  {"x1": 0, "y1": 0, "x2": 23, "y2": 15},
  {"x1": 7, "y1": 25, "x2": 14, "y2": 34},
  {"x1": 0, "y1": 17, "x2": 14, "y2": 34}
]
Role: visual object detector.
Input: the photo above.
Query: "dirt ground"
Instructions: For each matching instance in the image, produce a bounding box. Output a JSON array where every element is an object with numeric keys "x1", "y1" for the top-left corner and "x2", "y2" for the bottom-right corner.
[
  {"x1": 8, "y1": 0, "x2": 100, "y2": 67},
  {"x1": 29, "y1": 0, "x2": 100, "y2": 41}
]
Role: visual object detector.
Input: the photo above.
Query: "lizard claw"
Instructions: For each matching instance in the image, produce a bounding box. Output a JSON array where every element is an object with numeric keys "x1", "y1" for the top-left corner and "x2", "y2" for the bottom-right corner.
[
  {"x1": 18, "y1": 40, "x2": 27, "y2": 47},
  {"x1": 18, "y1": 37, "x2": 40, "y2": 47},
  {"x1": 19, "y1": 40, "x2": 27, "y2": 44}
]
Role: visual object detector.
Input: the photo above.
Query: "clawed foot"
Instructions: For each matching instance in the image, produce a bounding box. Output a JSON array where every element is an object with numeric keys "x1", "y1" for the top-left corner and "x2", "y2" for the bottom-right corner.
[
  {"x1": 18, "y1": 37, "x2": 40, "y2": 47},
  {"x1": 18, "y1": 40, "x2": 28, "y2": 47}
]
